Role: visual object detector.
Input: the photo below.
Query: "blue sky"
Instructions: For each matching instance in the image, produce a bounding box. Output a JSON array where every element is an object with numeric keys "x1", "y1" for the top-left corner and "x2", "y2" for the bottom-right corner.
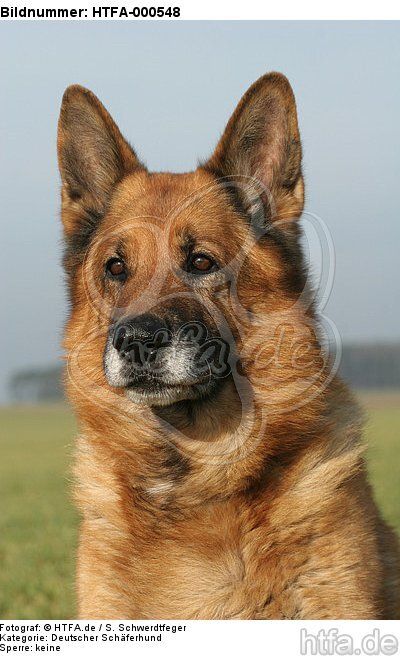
[{"x1": 0, "y1": 21, "x2": 399, "y2": 401}]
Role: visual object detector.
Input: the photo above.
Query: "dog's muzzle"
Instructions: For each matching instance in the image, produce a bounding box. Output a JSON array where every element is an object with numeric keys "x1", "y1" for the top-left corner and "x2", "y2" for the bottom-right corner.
[{"x1": 103, "y1": 313, "x2": 231, "y2": 406}]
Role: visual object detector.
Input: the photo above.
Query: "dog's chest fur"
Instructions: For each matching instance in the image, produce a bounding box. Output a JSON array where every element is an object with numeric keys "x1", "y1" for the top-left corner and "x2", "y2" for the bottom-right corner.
[
  {"x1": 74, "y1": 426, "x2": 397, "y2": 620},
  {"x1": 77, "y1": 489, "x2": 304, "y2": 620}
]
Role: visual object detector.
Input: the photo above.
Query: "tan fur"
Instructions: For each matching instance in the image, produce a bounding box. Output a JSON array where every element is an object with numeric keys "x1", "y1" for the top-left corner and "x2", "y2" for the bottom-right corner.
[{"x1": 58, "y1": 73, "x2": 400, "y2": 619}]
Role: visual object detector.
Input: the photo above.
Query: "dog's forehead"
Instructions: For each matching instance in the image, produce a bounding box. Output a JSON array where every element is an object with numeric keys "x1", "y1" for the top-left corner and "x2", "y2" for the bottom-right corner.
[{"x1": 103, "y1": 168, "x2": 238, "y2": 234}]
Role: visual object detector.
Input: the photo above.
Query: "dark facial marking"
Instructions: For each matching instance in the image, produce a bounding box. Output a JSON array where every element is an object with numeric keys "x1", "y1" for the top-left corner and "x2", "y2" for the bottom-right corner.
[{"x1": 63, "y1": 208, "x2": 103, "y2": 279}]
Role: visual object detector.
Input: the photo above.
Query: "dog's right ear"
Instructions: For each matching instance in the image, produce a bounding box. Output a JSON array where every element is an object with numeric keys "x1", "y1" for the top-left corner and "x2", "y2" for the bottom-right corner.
[
  {"x1": 204, "y1": 73, "x2": 304, "y2": 229},
  {"x1": 57, "y1": 85, "x2": 142, "y2": 236}
]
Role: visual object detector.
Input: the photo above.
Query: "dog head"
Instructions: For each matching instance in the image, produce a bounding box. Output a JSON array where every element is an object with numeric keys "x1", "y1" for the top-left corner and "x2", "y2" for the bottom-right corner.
[{"x1": 58, "y1": 73, "x2": 310, "y2": 411}]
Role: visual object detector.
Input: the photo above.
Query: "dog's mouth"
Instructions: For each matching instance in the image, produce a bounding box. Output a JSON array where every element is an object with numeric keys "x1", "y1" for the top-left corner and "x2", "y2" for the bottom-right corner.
[{"x1": 124, "y1": 378, "x2": 216, "y2": 407}]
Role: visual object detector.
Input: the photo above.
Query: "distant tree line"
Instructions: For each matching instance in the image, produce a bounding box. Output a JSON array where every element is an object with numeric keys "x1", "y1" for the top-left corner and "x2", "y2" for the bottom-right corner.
[
  {"x1": 8, "y1": 365, "x2": 64, "y2": 403},
  {"x1": 7, "y1": 343, "x2": 400, "y2": 402},
  {"x1": 340, "y1": 343, "x2": 400, "y2": 389}
]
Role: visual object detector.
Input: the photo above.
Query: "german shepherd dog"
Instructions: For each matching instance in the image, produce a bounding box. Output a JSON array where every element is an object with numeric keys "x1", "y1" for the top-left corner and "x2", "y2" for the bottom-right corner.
[{"x1": 57, "y1": 73, "x2": 399, "y2": 619}]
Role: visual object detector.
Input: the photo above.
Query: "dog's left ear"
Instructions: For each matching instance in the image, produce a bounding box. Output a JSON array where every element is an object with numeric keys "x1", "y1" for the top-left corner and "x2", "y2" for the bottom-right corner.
[
  {"x1": 204, "y1": 72, "x2": 304, "y2": 226},
  {"x1": 57, "y1": 85, "x2": 143, "y2": 237}
]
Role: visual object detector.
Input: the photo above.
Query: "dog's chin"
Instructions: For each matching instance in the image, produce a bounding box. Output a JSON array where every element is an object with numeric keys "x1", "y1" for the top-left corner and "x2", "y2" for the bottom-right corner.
[{"x1": 124, "y1": 381, "x2": 215, "y2": 408}]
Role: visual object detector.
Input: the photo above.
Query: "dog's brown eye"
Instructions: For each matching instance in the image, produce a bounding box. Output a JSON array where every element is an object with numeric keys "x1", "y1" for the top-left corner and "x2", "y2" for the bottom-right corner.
[
  {"x1": 105, "y1": 257, "x2": 127, "y2": 281},
  {"x1": 189, "y1": 253, "x2": 218, "y2": 274}
]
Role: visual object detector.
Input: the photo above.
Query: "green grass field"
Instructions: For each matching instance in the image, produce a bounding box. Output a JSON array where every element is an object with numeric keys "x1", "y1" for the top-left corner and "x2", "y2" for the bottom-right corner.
[
  {"x1": 0, "y1": 393, "x2": 399, "y2": 619},
  {"x1": 0, "y1": 405, "x2": 78, "y2": 619}
]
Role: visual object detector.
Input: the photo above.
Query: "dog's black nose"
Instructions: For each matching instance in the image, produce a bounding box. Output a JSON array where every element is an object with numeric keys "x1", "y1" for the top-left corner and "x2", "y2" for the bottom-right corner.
[{"x1": 112, "y1": 314, "x2": 169, "y2": 357}]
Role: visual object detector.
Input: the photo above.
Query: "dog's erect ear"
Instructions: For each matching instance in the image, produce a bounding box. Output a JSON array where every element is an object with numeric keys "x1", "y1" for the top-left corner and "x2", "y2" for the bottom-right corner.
[
  {"x1": 204, "y1": 72, "x2": 304, "y2": 226},
  {"x1": 57, "y1": 85, "x2": 142, "y2": 236}
]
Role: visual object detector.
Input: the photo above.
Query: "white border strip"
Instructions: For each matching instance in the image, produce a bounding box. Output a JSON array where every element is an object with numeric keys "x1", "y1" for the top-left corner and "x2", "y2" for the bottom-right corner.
[
  {"x1": 0, "y1": 0, "x2": 400, "y2": 20},
  {"x1": 0, "y1": 620, "x2": 399, "y2": 656}
]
